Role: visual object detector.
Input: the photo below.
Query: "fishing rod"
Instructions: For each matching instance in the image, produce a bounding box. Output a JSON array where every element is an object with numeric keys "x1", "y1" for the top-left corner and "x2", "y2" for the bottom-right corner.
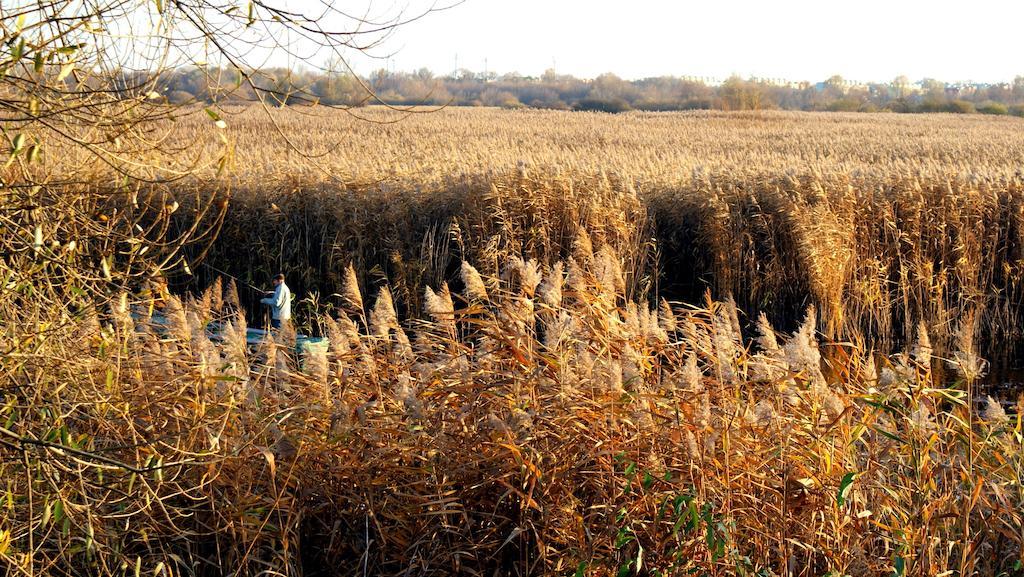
[{"x1": 201, "y1": 262, "x2": 269, "y2": 294}]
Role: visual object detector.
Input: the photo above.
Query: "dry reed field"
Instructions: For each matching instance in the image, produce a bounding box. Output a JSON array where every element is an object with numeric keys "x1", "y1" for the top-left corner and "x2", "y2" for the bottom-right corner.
[
  {"x1": 4, "y1": 250, "x2": 1023, "y2": 576},
  {"x1": 4, "y1": 106, "x2": 1024, "y2": 576},
  {"x1": 163, "y1": 107, "x2": 1024, "y2": 356}
]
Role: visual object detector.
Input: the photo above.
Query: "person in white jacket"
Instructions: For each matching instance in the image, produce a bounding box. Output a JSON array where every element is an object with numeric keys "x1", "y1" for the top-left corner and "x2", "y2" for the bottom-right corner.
[{"x1": 261, "y1": 273, "x2": 291, "y2": 329}]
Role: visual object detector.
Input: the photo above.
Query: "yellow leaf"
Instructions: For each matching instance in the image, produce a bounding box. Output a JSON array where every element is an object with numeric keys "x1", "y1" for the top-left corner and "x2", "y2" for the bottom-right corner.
[
  {"x1": 56, "y1": 62, "x2": 75, "y2": 82},
  {"x1": 260, "y1": 447, "x2": 276, "y2": 477}
]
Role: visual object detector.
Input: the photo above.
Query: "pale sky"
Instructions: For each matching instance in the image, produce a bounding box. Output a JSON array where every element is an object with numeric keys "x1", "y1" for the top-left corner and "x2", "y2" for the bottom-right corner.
[{"x1": 317, "y1": 0, "x2": 1024, "y2": 83}]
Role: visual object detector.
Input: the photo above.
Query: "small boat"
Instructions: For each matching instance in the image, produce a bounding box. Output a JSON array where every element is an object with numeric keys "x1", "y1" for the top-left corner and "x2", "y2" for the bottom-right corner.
[{"x1": 135, "y1": 312, "x2": 328, "y2": 355}]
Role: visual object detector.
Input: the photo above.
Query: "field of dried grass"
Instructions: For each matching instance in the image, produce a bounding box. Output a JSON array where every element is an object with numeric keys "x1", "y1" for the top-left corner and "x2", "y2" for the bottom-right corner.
[
  {"x1": 5, "y1": 250, "x2": 1023, "y2": 576},
  {"x1": 3, "y1": 107, "x2": 1024, "y2": 576},
  {"x1": 167, "y1": 107, "x2": 1024, "y2": 356}
]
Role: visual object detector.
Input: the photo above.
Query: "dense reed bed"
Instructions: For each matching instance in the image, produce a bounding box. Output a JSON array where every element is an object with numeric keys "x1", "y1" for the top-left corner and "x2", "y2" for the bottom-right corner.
[
  {"x1": 142, "y1": 107, "x2": 1024, "y2": 357},
  {"x1": 2, "y1": 249, "x2": 1021, "y2": 576}
]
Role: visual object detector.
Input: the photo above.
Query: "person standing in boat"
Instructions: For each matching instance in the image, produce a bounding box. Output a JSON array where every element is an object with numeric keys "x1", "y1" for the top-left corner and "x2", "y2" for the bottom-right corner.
[{"x1": 261, "y1": 273, "x2": 292, "y2": 329}]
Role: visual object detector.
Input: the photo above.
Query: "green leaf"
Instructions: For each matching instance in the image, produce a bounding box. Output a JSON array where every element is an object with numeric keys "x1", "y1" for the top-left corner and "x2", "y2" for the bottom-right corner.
[
  {"x1": 671, "y1": 494, "x2": 685, "y2": 516},
  {"x1": 642, "y1": 471, "x2": 654, "y2": 490},
  {"x1": 892, "y1": 555, "x2": 905, "y2": 577},
  {"x1": 686, "y1": 500, "x2": 699, "y2": 532},
  {"x1": 41, "y1": 500, "x2": 52, "y2": 527},
  {"x1": 615, "y1": 528, "x2": 634, "y2": 549},
  {"x1": 837, "y1": 472, "x2": 857, "y2": 506},
  {"x1": 205, "y1": 107, "x2": 221, "y2": 122},
  {"x1": 616, "y1": 561, "x2": 633, "y2": 577},
  {"x1": 873, "y1": 426, "x2": 906, "y2": 445},
  {"x1": 12, "y1": 39, "x2": 25, "y2": 62},
  {"x1": 574, "y1": 561, "x2": 587, "y2": 577},
  {"x1": 52, "y1": 500, "x2": 64, "y2": 524},
  {"x1": 11, "y1": 133, "x2": 25, "y2": 156}
]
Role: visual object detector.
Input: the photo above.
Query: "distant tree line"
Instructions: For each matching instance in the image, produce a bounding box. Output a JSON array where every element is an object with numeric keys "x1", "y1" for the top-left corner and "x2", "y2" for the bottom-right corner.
[{"x1": 152, "y1": 67, "x2": 1024, "y2": 115}]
